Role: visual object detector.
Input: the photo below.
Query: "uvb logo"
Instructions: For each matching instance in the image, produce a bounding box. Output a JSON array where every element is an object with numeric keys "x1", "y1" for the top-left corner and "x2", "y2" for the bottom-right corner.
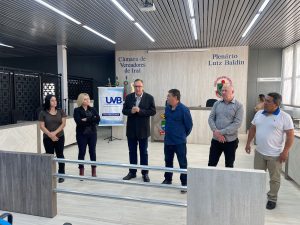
[{"x1": 105, "y1": 97, "x2": 122, "y2": 104}]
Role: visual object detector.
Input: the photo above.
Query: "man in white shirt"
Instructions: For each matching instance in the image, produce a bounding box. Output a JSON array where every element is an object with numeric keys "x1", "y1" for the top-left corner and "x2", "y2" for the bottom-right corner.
[{"x1": 245, "y1": 92, "x2": 294, "y2": 210}]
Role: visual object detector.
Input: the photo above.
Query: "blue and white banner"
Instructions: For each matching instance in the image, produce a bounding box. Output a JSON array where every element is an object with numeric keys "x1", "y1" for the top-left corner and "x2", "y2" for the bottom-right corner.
[{"x1": 98, "y1": 87, "x2": 124, "y2": 126}]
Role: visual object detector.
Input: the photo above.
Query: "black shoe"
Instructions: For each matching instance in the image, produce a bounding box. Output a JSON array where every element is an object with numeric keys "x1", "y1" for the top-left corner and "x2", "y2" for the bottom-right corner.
[
  {"x1": 181, "y1": 185, "x2": 187, "y2": 194},
  {"x1": 161, "y1": 179, "x2": 172, "y2": 185},
  {"x1": 123, "y1": 173, "x2": 136, "y2": 180},
  {"x1": 58, "y1": 178, "x2": 65, "y2": 183},
  {"x1": 143, "y1": 174, "x2": 150, "y2": 182},
  {"x1": 266, "y1": 201, "x2": 276, "y2": 210}
]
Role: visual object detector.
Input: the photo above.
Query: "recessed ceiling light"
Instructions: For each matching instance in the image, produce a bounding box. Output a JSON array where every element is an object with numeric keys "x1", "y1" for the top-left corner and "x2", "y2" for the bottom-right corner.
[
  {"x1": 134, "y1": 22, "x2": 155, "y2": 42},
  {"x1": 191, "y1": 18, "x2": 197, "y2": 40},
  {"x1": 83, "y1": 25, "x2": 116, "y2": 44},
  {"x1": 187, "y1": 0, "x2": 195, "y2": 18},
  {"x1": 259, "y1": 0, "x2": 271, "y2": 13},
  {"x1": 111, "y1": 0, "x2": 135, "y2": 21},
  {"x1": 242, "y1": 0, "x2": 271, "y2": 37},
  {"x1": 0, "y1": 43, "x2": 14, "y2": 48},
  {"x1": 34, "y1": 0, "x2": 81, "y2": 25},
  {"x1": 242, "y1": 14, "x2": 260, "y2": 38}
]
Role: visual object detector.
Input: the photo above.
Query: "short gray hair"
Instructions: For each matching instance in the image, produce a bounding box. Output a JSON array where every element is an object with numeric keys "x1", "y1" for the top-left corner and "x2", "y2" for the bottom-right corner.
[
  {"x1": 267, "y1": 92, "x2": 282, "y2": 106},
  {"x1": 168, "y1": 89, "x2": 181, "y2": 101}
]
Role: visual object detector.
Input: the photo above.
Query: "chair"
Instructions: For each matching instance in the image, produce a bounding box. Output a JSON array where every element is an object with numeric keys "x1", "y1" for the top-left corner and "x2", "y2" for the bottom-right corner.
[
  {"x1": 206, "y1": 99, "x2": 218, "y2": 107},
  {"x1": 0, "y1": 213, "x2": 13, "y2": 225}
]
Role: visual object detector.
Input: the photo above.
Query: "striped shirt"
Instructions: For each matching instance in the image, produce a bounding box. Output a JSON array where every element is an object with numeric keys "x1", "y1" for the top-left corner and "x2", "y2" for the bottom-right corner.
[{"x1": 208, "y1": 98, "x2": 244, "y2": 142}]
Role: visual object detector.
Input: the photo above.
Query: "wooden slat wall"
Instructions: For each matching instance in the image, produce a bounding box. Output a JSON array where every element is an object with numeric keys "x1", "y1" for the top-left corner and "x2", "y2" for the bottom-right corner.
[
  {"x1": 0, "y1": 151, "x2": 57, "y2": 218},
  {"x1": 116, "y1": 46, "x2": 249, "y2": 132}
]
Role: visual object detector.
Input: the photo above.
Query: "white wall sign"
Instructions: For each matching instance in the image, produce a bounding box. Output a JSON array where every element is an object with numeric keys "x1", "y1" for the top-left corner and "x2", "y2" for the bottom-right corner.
[
  {"x1": 208, "y1": 53, "x2": 245, "y2": 66},
  {"x1": 117, "y1": 56, "x2": 147, "y2": 74}
]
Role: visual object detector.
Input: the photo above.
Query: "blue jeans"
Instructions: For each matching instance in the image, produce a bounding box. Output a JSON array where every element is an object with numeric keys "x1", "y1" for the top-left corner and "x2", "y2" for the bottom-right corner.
[
  {"x1": 127, "y1": 137, "x2": 149, "y2": 175},
  {"x1": 164, "y1": 143, "x2": 187, "y2": 185}
]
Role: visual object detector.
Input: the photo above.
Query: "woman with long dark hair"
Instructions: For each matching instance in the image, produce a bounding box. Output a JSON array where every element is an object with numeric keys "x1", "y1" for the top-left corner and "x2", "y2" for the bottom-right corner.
[{"x1": 39, "y1": 94, "x2": 67, "y2": 183}]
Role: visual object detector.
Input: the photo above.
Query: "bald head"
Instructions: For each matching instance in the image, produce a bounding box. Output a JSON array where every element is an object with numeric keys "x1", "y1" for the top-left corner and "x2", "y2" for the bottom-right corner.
[
  {"x1": 222, "y1": 83, "x2": 234, "y2": 91},
  {"x1": 221, "y1": 83, "x2": 235, "y2": 103}
]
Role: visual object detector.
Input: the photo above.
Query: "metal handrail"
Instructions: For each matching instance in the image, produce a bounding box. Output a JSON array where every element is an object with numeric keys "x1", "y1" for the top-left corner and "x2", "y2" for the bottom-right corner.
[
  {"x1": 54, "y1": 188, "x2": 187, "y2": 208},
  {"x1": 53, "y1": 159, "x2": 187, "y2": 208},
  {"x1": 53, "y1": 158, "x2": 187, "y2": 174},
  {"x1": 53, "y1": 173, "x2": 187, "y2": 190}
]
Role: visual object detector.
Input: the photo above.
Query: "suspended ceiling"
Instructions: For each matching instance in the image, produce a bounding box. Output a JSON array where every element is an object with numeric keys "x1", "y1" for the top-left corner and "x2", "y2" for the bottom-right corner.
[{"x1": 0, "y1": 0, "x2": 300, "y2": 57}]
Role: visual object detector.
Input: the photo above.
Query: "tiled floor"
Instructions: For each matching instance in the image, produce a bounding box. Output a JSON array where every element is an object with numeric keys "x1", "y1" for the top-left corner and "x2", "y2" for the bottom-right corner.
[{"x1": 1, "y1": 130, "x2": 300, "y2": 225}]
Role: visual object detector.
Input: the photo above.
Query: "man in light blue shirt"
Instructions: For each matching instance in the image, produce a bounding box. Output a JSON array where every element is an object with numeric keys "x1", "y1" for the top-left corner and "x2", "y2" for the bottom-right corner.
[{"x1": 208, "y1": 84, "x2": 244, "y2": 168}]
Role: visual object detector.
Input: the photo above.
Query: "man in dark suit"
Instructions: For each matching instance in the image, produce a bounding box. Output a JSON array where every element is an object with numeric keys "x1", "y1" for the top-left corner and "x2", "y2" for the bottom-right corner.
[{"x1": 122, "y1": 79, "x2": 156, "y2": 182}]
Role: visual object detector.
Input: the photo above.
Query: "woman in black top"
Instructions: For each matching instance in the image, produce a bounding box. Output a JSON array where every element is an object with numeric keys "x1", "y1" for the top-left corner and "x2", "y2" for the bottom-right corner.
[
  {"x1": 74, "y1": 93, "x2": 100, "y2": 177},
  {"x1": 39, "y1": 94, "x2": 67, "y2": 183}
]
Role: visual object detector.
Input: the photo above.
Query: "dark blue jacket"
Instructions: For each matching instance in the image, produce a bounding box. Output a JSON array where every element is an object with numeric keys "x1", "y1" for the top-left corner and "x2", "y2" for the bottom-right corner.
[{"x1": 164, "y1": 102, "x2": 193, "y2": 145}]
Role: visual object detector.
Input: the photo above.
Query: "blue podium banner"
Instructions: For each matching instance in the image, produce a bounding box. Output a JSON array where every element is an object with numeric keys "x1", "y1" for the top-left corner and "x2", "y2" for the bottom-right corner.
[{"x1": 98, "y1": 87, "x2": 124, "y2": 126}]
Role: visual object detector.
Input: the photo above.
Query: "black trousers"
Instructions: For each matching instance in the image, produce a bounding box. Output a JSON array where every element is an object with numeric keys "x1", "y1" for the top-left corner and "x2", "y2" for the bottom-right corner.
[
  {"x1": 43, "y1": 135, "x2": 65, "y2": 174},
  {"x1": 127, "y1": 137, "x2": 148, "y2": 175},
  {"x1": 208, "y1": 138, "x2": 239, "y2": 168},
  {"x1": 77, "y1": 132, "x2": 97, "y2": 169},
  {"x1": 164, "y1": 143, "x2": 187, "y2": 186}
]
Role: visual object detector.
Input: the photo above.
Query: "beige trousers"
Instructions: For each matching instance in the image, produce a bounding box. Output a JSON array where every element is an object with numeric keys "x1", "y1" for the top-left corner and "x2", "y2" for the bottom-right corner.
[{"x1": 254, "y1": 150, "x2": 282, "y2": 202}]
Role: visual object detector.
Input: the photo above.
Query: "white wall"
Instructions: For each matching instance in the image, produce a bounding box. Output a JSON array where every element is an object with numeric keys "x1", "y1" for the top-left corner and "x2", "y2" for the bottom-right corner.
[
  {"x1": 116, "y1": 46, "x2": 249, "y2": 132},
  {"x1": 0, "y1": 118, "x2": 76, "y2": 154},
  {"x1": 247, "y1": 48, "x2": 282, "y2": 128}
]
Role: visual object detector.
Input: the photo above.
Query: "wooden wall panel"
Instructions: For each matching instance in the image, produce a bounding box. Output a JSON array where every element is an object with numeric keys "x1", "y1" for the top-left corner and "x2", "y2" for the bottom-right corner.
[
  {"x1": 116, "y1": 46, "x2": 249, "y2": 133},
  {"x1": 287, "y1": 136, "x2": 300, "y2": 185},
  {"x1": 187, "y1": 167, "x2": 266, "y2": 225},
  {"x1": 0, "y1": 151, "x2": 57, "y2": 218}
]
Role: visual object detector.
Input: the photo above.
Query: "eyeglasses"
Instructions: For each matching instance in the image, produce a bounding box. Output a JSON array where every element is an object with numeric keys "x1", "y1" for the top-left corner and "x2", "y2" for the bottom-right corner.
[
  {"x1": 265, "y1": 99, "x2": 274, "y2": 104},
  {"x1": 134, "y1": 86, "x2": 143, "y2": 88}
]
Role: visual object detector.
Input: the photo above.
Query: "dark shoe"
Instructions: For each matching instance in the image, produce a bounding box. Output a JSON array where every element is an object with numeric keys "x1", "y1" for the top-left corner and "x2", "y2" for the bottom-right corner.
[
  {"x1": 123, "y1": 173, "x2": 136, "y2": 180},
  {"x1": 161, "y1": 179, "x2": 172, "y2": 185},
  {"x1": 79, "y1": 168, "x2": 84, "y2": 181},
  {"x1": 143, "y1": 174, "x2": 150, "y2": 182},
  {"x1": 79, "y1": 168, "x2": 84, "y2": 176},
  {"x1": 181, "y1": 185, "x2": 187, "y2": 194},
  {"x1": 91, "y1": 167, "x2": 97, "y2": 177},
  {"x1": 266, "y1": 201, "x2": 276, "y2": 210},
  {"x1": 58, "y1": 178, "x2": 65, "y2": 183}
]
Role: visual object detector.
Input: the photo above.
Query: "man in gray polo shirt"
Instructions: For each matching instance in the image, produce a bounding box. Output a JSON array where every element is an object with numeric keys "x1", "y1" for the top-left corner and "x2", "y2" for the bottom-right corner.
[
  {"x1": 245, "y1": 92, "x2": 294, "y2": 210},
  {"x1": 208, "y1": 84, "x2": 244, "y2": 168}
]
